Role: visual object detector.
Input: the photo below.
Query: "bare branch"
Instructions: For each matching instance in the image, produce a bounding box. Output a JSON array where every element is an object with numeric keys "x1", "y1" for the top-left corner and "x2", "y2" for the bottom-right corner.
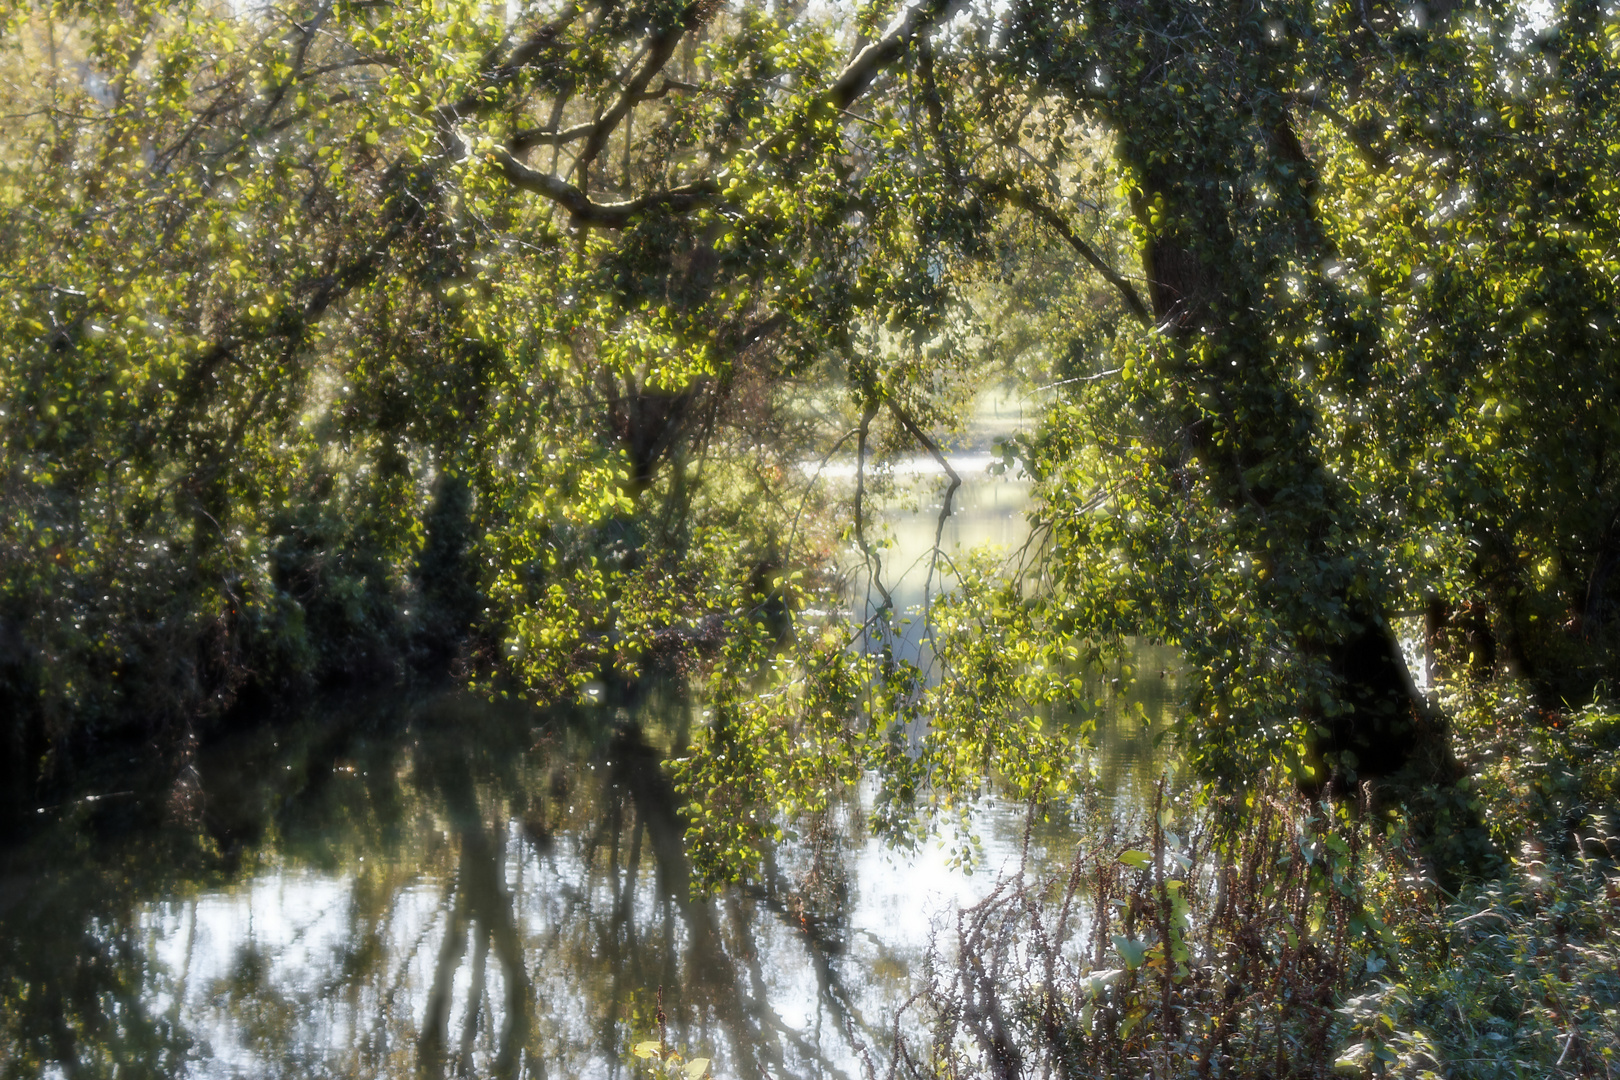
[
  {"x1": 887, "y1": 398, "x2": 961, "y2": 623},
  {"x1": 854, "y1": 400, "x2": 896, "y2": 617}
]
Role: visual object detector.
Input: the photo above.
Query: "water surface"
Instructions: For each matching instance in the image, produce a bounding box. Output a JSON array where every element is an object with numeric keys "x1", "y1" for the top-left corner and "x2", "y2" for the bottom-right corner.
[
  {"x1": 3, "y1": 687, "x2": 1167, "y2": 1079},
  {"x1": 1, "y1": 399, "x2": 1183, "y2": 1078}
]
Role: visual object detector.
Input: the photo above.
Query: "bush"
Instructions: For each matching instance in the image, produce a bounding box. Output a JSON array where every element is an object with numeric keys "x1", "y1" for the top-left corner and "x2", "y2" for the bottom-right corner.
[{"x1": 892, "y1": 730, "x2": 1620, "y2": 1080}]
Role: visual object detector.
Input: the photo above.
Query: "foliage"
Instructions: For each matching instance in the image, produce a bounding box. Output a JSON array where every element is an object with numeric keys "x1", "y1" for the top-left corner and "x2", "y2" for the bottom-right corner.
[
  {"x1": 504, "y1": 0, "x2": 1620, "y2": 890},
  {"x1": 2, "y1": 0, "x2": 1618, "y2": 889},
  {"x1": 892, "y1": 747, "x2": 1620, "y2": 1080},
  {"x1": 1343, "y1": 845, "x2": 1620, "y2": 1078},
  {"x1": 983, "y1": 0, "x2": 1620, "y2": 811},
  {"x1": 1456, "y1": 690, "x2": 1620, "y2": 851},
  {"x1": 633, "y1": 1042, "x2": 712, "y2": 1080},
  {"x1": 6, "y1": 5, "x2": 1620, "y2": 1078},
  {"x1": 0, "y1": 0, "x2": 976, "y2": 805},
  {"x1": 675, "y1": 546, "x2": 1118, "y2": 885}
]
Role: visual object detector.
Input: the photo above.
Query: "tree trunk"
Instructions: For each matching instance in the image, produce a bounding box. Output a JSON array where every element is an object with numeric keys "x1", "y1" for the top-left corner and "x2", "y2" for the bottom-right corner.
[{"x1": 1095, "y1": 0, "x2": 1493, "y2": 883}]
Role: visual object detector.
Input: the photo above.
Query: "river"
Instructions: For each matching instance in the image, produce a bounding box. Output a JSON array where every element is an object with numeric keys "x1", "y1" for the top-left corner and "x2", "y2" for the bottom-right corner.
[{"x1": 0, "y1": 401, "x2": 1181, "y2": 1080}]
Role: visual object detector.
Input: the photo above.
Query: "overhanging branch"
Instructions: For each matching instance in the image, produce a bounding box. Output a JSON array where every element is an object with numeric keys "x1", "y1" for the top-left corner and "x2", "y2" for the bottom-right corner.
[
  {"x1": 436, "y1": 5, "x2": 585, "y2": 122},
  {"x1": 997, "y1": 185, "x2": 1151, "y2": 325},
  {"x1": 853, "y1": 400, "x2": 895, "y2": 617},
  {"x1": 493, "y1": 150, "x2": 722, "y2": 227},
  {"x1": 491, "y1": 0, "x2": 965, "y2": 227},
  {"x1": 826, "y1": 0, "x2": 967, "y2": 113},
  {"x1": 887, "y1": 398, "x2": 961, "y2": 620}
]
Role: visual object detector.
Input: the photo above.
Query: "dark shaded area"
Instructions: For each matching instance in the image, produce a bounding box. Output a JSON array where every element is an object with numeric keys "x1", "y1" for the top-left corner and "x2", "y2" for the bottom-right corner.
[{"x1": 415, "y1": 472, "x2": 482, "y2": 673}]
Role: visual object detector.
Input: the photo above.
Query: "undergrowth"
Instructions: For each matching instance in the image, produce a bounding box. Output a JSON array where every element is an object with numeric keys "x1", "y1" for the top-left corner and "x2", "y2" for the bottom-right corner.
[{"x1": 888, "y1": 696, "x2": 1620, "y2": 1079}]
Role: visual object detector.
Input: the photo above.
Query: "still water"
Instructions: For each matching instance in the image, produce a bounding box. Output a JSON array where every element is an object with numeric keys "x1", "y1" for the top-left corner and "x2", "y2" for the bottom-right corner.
[{"x1": 0, "y1": 447, "x2": 1180, "y2": 1080}]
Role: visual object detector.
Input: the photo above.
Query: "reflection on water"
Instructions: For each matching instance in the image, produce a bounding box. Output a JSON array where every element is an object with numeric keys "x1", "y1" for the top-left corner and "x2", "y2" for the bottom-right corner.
[
  {"x1": 2, "y1": 396, "x2": 1183, "y2": 1078},
  {"x1": 1, "y1": 721, "x2": 1175, "y2": 1080},
  {"x1": 0, "y1": 689, "x2": 1150, "y2": 1079}
]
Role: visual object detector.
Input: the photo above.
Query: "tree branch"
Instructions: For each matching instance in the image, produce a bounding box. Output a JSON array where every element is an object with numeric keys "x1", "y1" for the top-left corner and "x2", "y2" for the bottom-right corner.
[
  {"x1": 737, "y1": 312, "x2": 788, "y2": 351},
  {"x1": 493, "y1": 150, "x2": 722, "y2": 227},
  {"x1": 997, "y1": 185, "x2": 1151, "y2": 324},
  {"x1": 716, "y1": 0, "x2": 968, "y2": 178},
  {"x1": 854, "y1": 400, "x2": 895, "y2": 617},
  {"x1": 257, "y1": 0, "x2": 333, "y2": 130},
  {"x1": 509, "y1": 120, "x2": 597, "y2": 152},
  {"x1": 826, "y1": 0, "x2": 967, "y2": 114},
  {"x1": 887, "y1": 398, "x2": 961, "y2": 622},
  {"x1": 165, "y1": 223, "x2": 401, "y2": 447},
  {"x1": 508, "y1": 80, "x2": 696, "y2": 152},
  {"x1": 435, "y1": 5, "x2": 585, "y2": 122},
  {"x1": 1287, "y1": 92, "x2": 1392, "y2": 172},
  {"x1": 575, "y1": 13, "x2": 698, "y2": 182},
  {"x1": 493, "y1": 1, "x2": 964, "y2": 226}
]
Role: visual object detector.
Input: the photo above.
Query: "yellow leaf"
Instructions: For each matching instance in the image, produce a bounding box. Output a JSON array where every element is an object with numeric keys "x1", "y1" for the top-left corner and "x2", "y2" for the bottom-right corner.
[
  {"x1": 632, "y1": 1041, "x2": 662, "y2": 1060},
  {"x1": 684, "y1": 1059, "x2": 710, "y2": 1079}
]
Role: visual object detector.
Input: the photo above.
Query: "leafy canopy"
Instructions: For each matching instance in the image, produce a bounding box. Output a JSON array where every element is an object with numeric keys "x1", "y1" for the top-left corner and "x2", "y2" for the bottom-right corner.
[{"x1": 3, "y1": 0, "x2": 1618, "y2": 874}]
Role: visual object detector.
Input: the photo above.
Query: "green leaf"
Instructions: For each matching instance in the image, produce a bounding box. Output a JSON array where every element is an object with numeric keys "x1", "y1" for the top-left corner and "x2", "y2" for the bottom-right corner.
[
  {"x1": 1119, "y1": 849, "x2": 1152, "y2": 869},
  {"x1": 1113, "y1": 935, "x2": 1149, "y2": 969}
]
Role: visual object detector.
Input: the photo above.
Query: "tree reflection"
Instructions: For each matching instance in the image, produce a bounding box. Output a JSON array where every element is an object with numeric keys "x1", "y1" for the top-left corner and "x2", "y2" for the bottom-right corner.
[
  {"x1": 0, "y1": 687, "x2": 905, "y2": 1080},
  {"x1": 414, "y1": 746, "x2": 534, "y2": 1080}
]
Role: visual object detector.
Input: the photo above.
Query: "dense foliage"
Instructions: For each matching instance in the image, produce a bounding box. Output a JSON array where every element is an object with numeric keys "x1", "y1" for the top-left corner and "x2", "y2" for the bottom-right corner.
[
  {"x1": 3, "y1": 2, "x2": 1620, "y2": 1075},
  {"x1": 2, "y1": 0, "x2": 1618, "y2": 888},
  {"x1": 1, "y1": 0, "x2": 975, "y2": 810}
]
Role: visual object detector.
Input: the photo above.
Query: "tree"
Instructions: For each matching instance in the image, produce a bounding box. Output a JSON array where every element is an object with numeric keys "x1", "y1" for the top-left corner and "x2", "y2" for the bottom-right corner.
[
  {"x1": 1001, "y1": 0, "x2": 1620, "y2": 855},
  {"x1": 2, "y1": 0, "x2": 1615, "y2": 883},
  {"x1": 0, "y1": 0, "x2": 996, "y2": 814},
  {"x1": 675, "y1": 0, "x2": 1620, "y2": 882}
]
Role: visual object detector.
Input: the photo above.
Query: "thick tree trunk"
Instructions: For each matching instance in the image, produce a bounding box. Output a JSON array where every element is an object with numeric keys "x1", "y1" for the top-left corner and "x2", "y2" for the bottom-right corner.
[{"x1": 1096, "y1": 3, "x2": 1492, "y2": 883}]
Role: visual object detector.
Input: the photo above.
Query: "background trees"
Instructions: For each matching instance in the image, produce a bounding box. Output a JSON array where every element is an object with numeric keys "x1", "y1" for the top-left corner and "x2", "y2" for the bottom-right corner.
[{"x1": 1, "y1": 0, "x2": 1616, "y2": 880}]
